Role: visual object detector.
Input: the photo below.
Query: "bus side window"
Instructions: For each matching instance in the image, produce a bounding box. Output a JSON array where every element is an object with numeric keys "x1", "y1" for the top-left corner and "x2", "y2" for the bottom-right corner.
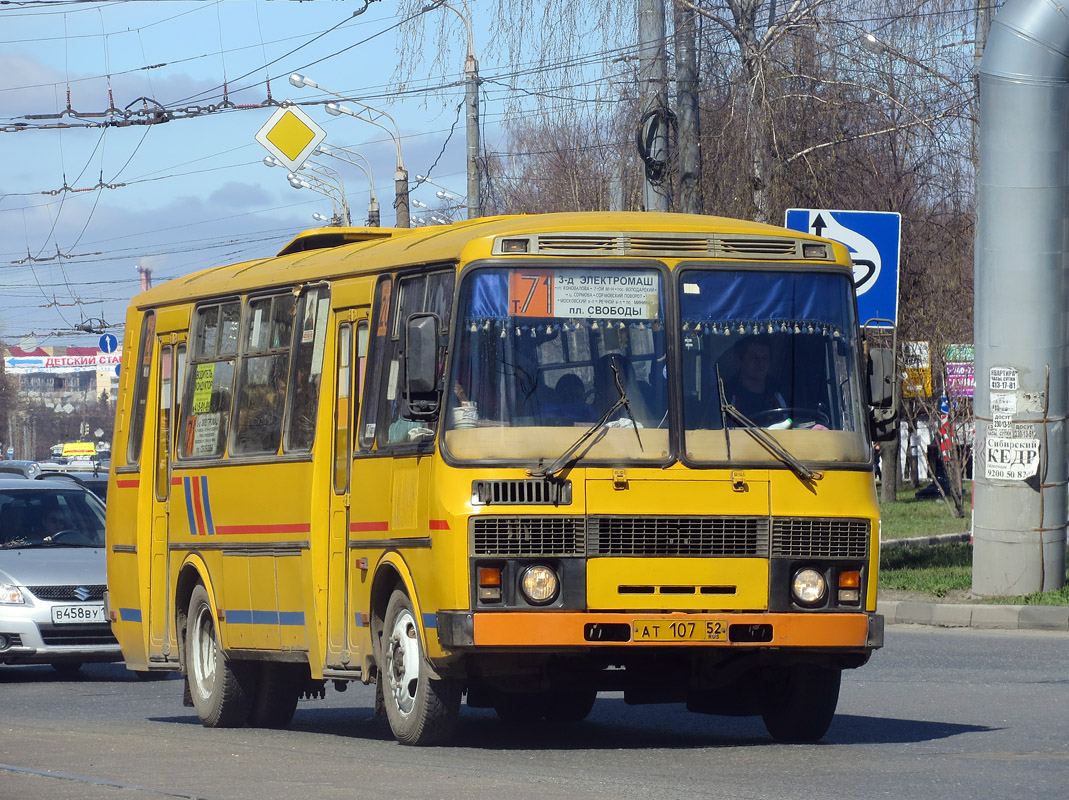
[
  {"x1": 232, "y1": 294, "x2": 296, "y2": 456},
  {"x1": 358, "y1": 276, "x2": 393, "y2": 450},
  {"x1": 380, "y1": 269, "x2": 455, "y2": 446},
  {"x1": 285, "y1": 285, "x2": 330, "y2": 452},
  {"x1": 178, "y1": 301, "x2": 239, "y2": 459},
  {"x1": 126, "y1": 311, "x2": 156, "y2": 466}
]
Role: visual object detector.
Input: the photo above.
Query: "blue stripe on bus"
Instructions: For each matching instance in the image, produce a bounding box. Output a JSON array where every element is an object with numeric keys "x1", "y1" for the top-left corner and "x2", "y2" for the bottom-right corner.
[
  {"x1": 422, "y1": 613, "x2": 437, "y2": 630},
  {"x1": 224, "y1": 610, "x2": 305, "y2": 626},
  {"x1": 200, "y1": 475, "x2": 215, "y2": 536},
  {"x1": 183, "y1": 477, "x2": 197, "y2": 535},
  {"x1": 119, "y1": 607, "x2": 142, "y2": 622}
]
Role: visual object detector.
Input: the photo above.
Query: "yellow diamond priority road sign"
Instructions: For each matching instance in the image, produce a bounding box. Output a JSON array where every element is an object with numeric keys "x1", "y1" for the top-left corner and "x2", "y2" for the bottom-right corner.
[{"x1": 255, "y1": 102, "x2": 327, "y2": 172}]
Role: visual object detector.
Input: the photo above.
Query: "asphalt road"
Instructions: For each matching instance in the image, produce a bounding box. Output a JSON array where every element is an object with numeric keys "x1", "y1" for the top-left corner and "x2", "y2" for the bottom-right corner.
[{"x1": 1, "y1": 626, "x2": 1066, "y2": 800}]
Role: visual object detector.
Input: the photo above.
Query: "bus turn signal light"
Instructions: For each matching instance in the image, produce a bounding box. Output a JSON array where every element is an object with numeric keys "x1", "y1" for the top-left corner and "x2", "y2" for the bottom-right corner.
[
  {"x1": 838, "y1": 570, "x2": 861, "y2": 604},
  {"x1": 478, "y1": 566, "x2": 502, "y2": 602}
]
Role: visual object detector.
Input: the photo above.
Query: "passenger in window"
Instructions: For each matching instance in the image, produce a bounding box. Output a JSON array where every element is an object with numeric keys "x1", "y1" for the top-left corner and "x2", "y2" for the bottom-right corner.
[
  {"x1": 543, "y1": 373, "x2": 595, "y2": 425},
  {"x1": 593, "y1": 354, "x2": 652, "y2": 424}
]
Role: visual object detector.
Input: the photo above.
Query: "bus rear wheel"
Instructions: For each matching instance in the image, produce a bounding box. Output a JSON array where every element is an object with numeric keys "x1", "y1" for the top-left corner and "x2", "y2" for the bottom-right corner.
[
  {"x1": 248, "y1": 662, "x2": 302, "y2": 728},
  {"x1": 377, "y1": 589, "x2": 460, "y2": 745},
  {"x1": 186, "y1": 584, "x2": 255, "y2": 728},
  {"x1": 761, "y1": 664, "x2": 841, "y2": 743}
]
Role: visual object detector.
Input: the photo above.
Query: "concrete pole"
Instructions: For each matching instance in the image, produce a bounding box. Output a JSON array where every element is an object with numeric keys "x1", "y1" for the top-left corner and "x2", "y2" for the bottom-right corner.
[
  {"x1": 465, "y1": 53, "x2": 482, "y2": 218},
  {"x1": 638, "y1": 0, "x2": 670, "y2": 212},
  {"x1": 973, "y1": 0, "x2": 1069, "y2": 595},
  {"x1": 395, "y1": 168, "x2": 410, "y2": 228},
  {"x1": 674, "y1": 0, "x2": 702, "y2": 214}
]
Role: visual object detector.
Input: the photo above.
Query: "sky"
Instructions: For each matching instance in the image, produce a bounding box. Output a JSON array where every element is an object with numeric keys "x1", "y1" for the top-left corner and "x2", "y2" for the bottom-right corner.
[{"x1": 0, "y1": 0, "x2": 541, "y2": 351}]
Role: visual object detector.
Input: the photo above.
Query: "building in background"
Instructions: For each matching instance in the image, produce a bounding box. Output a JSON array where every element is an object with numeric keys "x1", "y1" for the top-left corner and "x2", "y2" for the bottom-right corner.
[{"x1": 2, "y1": 345, "x2": 121, "y2": 461}]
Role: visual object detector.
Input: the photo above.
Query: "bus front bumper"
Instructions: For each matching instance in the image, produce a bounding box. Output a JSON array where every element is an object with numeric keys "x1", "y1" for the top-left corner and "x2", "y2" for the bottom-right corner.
[{"x1": 436, "y1": 610, "x2": 883, "y2": 651}]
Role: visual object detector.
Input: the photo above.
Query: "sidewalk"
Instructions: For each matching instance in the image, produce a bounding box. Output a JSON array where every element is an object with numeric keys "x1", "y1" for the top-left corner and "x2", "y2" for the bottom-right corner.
[{"x1": 878, "y1": 532, "x2": 1069, "y2": 632}]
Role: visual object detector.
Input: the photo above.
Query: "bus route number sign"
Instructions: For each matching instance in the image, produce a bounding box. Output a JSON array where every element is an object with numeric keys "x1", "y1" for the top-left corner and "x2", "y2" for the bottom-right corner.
[
  {"x1": 508, "y1": 269, "x2": 658, "y2": 319},
  {"x1": 632, "y1": 619, "x2": 728, "y2": 642}
]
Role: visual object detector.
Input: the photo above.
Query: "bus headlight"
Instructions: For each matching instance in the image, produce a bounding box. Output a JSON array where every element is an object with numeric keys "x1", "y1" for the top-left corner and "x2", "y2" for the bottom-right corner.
[
  {"x1": 791, "y1": 568, "x2": 826, "y2": 606},
  {"x1": 520, "y1": 565, "x2": 559, "y2": 605}
]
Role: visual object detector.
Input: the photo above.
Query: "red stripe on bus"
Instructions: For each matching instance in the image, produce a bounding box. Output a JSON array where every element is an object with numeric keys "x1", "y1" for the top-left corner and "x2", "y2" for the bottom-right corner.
[
  {"x1": 191, "y1": 478, "x2": 207, "y2": 536},
  {"x1": 213, "y1": 523, "x2": 312, "y2": 535},
  {"x1": 349, "y1": 521, "x2": 390, "y2": 532},
  {"x1": 116, "y1": 479, "x2": 140, "y2": 489},
  {"x1": 428, "y1": 519, "x2": 450, "y2": 530},
  {"x1": 171, "y1": 477, "x2": 183, "y2": 486}
]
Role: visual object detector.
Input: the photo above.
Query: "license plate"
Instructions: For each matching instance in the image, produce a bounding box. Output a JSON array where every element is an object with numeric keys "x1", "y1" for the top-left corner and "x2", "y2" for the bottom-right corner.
[
  {"x1": 632, "y1": 618, "x2": 728, "y2": 642},
  {"x1": 51, "y1": 604, "x2": 106, "y2": 625}
]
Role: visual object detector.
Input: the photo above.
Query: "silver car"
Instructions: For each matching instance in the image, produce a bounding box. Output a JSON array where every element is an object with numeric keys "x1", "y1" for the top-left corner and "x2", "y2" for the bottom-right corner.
[{"x1": 0, "y1": 477, "x2": 121, "y2": 671}]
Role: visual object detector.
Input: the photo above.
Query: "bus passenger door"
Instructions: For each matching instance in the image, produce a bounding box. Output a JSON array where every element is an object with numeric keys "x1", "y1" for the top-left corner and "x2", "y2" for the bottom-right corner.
[
  {"x1": 326, "y1": 311, "x2": 368, "y2": 668},
  {"x1": 149, "y1": 336, "x2": 186, "y2": 661}
]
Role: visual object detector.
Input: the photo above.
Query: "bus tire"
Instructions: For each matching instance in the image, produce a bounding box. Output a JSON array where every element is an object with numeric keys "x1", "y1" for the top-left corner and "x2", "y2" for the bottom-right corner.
[
  {"x1": 761, "y1": 664, "x2": 841, "y2": 743},
  {"x1": 495, "y1": 688, "x2": 596, "y2": 723},
  {"x1": 186, "y1": 584, "x2": 255, "y2": 728},
  {"x1": 248, "y1": 662, "x2": 302, "y2": 729},
  {"x1": 545, "y1": 688, "x2": 597, "y2": 722},
  {"x1": 377, "y1": 589, "x2": 460, "y2": 746}
]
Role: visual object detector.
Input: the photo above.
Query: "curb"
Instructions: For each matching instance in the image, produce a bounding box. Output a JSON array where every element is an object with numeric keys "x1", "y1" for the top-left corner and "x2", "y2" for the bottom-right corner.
[{"x1": 879, "y1": 599, "x2": 1069, "y2": 632}]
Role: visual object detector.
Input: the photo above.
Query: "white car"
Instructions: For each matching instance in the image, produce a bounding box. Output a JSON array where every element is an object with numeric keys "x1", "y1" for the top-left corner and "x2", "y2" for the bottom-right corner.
[{"x1": 0, "y1": 477, "x2": 121, "y2": 672}]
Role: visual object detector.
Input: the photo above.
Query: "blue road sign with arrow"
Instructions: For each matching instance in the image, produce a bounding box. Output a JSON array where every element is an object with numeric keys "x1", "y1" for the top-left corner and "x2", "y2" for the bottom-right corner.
[
  {"x1": 785, "y1": 208, "x2": 901, "y2": 327},
  {"x1": 99, "y1": 333, "x2": 118, "y2": 354}
]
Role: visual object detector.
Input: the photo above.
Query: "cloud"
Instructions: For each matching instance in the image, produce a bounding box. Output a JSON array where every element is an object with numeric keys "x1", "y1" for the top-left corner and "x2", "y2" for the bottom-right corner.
[{"x1": 207, "y1": 181, "x2": 272, "y2": 210}]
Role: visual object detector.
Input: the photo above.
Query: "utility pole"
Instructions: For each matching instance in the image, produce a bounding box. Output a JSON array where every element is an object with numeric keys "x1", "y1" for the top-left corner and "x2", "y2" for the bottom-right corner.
[
  {"x1": 674, "y1": 0, "x2": 702, "y2": 214},
  {"x1": 638, "y1": 0, "x2": 670, "y2": 212},
  {"x1": 972, "y1": 0, "x2": 994, "y2": 168},
  {"x1": 465, "y1": 49, "x2": 482, "y2": 218}
]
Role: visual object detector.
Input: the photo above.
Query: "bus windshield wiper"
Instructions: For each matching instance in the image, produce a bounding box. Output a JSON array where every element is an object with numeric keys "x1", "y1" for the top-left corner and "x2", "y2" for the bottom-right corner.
[
  {"x1": 715, "y1": 370, "x2": 821, "y2": 483},
  {"x1": 529, "y1": 362, "x2": 643, "y2": 478}
]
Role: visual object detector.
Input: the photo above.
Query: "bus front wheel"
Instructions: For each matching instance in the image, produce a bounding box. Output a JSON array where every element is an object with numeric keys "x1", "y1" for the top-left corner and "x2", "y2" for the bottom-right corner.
[
  {"x1": 761, "y1": 664, "x2": 841, "y2": 743},
  {"x1": 377, "y1": 589, "x2": 460, "y2": 745},
  {"x1": 186, "y1": 584, "x2": 255, "y2": 728}
]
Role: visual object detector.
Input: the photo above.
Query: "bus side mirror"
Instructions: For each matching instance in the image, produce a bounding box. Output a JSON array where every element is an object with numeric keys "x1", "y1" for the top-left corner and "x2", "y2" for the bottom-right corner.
[
  {"x1": 404, "y1": 313, "x2": 441, "y2": 419},
  {"x1": 867, "y1": 347, "x2": 897, "y2": 442},
  {"x1": 868, "y1": 347, "x2": 895, "y2": 407}
]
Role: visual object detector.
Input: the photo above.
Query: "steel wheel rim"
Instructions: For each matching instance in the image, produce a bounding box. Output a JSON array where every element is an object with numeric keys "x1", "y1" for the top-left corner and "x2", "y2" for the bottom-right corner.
[
  {"x1": 191, "y1": 605, "x2": 218, "y2": 700},
  {"x1": 385, "y1": 608, "x2": 420, "y2": 717}
]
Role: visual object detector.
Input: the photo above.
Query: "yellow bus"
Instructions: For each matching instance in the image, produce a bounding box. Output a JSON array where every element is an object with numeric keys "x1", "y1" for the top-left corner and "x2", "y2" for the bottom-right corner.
[{"x1": 105, "y1": 211, "x2": 894, "y2": 745}]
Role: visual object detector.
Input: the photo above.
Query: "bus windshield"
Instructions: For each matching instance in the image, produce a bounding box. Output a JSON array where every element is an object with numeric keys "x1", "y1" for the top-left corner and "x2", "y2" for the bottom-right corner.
[
  {"x1": 444, "y1": 264, "x2": 669, "y2": 465},
  {"x1": 679, "y1": 268, "x2": 868, "y2": 464}
]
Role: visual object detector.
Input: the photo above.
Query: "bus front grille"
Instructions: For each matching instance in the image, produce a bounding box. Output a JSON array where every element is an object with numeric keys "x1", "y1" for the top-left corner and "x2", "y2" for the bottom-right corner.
[
  {"x1": 587, "y1": 516, "x2": 770, "y2": 557},
  {"x1": 770, "y1": 518, "x2": 870, "y2": 559},
  {"x1": 471, "y1": 479, "x2": 572, "y2": 506},
  {"x1": 472, "y1": 516, "x2": 586, "y2": 556},
  {"x1": 501, "y1": 232, "x2": 825, "y2": 260}
]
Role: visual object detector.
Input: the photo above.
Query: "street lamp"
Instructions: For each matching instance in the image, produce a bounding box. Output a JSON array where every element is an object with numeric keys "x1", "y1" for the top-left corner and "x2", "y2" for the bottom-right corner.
[
  {"x1": 288, "y1": 72, "x2": 410, "y2": 227},
  {"x1": 314, "y1": 144, "x2": 380, "y2": 227},
  {"x1": 427, "y1": 1, "x2": 482, "y2": 218},
  {"x1": 266, "y1": 154, "x2": 351, "y2": 226},
  {"x1": 288, "y1": 173, "x2": 350, "y2": 227}
]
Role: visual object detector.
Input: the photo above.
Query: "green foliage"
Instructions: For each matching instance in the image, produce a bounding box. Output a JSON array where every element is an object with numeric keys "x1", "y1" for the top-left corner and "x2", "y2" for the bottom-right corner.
[
  {"x1": 880, "y1": 542, "x2": 971, "y2": 597},
  {"x1": 878, "y1": 484, "x2": 971, "y2": 540},
  {"x1": 880, "y1": 542, "x2": 1069, "y2": 605}
]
